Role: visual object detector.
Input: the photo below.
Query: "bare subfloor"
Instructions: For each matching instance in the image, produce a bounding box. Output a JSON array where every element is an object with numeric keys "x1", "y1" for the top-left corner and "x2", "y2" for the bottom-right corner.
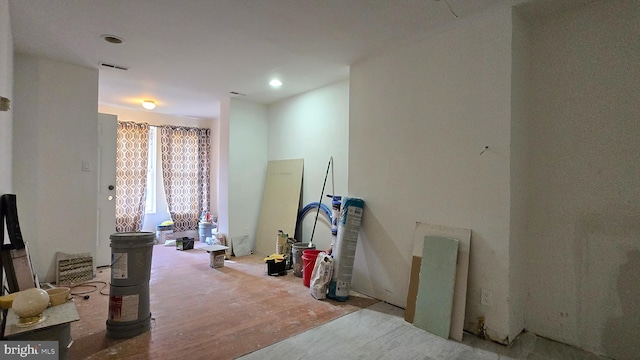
[
  {"x1": 69, "y1": 243, "x2": 377, "y2": 359},
  {"x1": 68, "y1": 242, "x2": 607, "y2": 360},
  {"x1": 239, "y1": 302, "x2": 608, "y2": 360}
]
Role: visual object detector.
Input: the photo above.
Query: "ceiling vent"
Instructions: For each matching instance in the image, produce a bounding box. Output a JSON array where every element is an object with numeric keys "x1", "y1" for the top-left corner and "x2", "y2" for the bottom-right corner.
[
  {"x1": 100, "y1": 62, "x2": 128, "y2": 71},
  {"x1": 230, "y1": 91, "x2": 246, "y2": 96},
  {"x1": 101, "y1": 34, "x2": 124, "y2": 44}
]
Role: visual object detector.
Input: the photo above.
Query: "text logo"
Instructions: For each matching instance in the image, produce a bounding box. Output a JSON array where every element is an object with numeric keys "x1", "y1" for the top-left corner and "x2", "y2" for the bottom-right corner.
[{"x1": 1, "y1": 341, "x2": 58, "y2": 359}]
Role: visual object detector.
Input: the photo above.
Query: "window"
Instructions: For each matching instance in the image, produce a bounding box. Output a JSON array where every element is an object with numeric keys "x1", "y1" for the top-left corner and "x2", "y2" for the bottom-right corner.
[
  {"x1": 144, "y1": 126, "x2": 157, "y2": 214},
  {"x1": 160, "y1": 126, "x2": 211, "y2": 231}
]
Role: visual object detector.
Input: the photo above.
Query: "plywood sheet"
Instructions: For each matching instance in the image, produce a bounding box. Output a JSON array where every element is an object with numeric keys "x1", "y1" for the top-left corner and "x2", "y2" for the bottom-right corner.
[
  {"x1": 406, "y1": 223, "x2": 471, "y2": 341},
  {"x1": 404, "y1": 256, "x2": 422, "y2": 324},
  {"x1": 254, "y1": 159, "x2": 303, "y2": 256},
  {"x1": 413, "y1": 236, "x2": 459, "y2": 339}
]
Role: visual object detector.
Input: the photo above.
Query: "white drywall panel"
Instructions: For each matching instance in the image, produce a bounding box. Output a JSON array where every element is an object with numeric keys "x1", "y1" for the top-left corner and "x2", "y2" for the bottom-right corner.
[
  {"x1": 407, "y1": 223, "x2": 471, "y2": 341},
  {"x1": 254, "y1": 159, "x2": 304, "y2": 256},
  {"x1": 414, "y1": 236, "x2": 459, "y2": 339}
]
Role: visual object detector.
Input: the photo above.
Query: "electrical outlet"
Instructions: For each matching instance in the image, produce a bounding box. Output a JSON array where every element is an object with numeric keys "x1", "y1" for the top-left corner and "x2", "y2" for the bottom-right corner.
[{"x1": 481, "y1": 288, "x2": 493, "y2": 307}]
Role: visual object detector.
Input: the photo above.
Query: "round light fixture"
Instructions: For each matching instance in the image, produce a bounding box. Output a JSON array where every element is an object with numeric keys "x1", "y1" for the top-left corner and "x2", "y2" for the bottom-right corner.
[
  {"x1": 12, "y1": 288, "x2": 50, "y2": 326},
  {"x1": 269, "y1": 79, "x2": 283, "y2": 87},
  {"x1": 141, "y1": 100, "x2": 156, "y2": 110}
]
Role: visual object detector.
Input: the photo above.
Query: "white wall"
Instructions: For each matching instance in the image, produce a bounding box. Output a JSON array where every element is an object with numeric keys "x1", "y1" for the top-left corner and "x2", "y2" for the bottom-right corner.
[
  {"x1": 349, "y1": 6, "x2": 514, "y2": 342},
  {"x1": 217, "y1": 99, "x2": 230, "y2": 238},
  {"x1": 0, "y1": 0, "x2": 12, "y2": 196},
  {"x1": 210, "y1": 117, "x2": 219, "y2": 220},
  {"x1": 508, "y1": 9, "x2": 529, "y2": 342},
  {"x1": 228, "y1": 99, "x2": 268, "y2": 251},
  {"x1": 268, "y1": 80, "x2": 349, "y2": 251},
  {"x1": 98, "y1": 105, "x2": 213, "y2": 128},
  {"x1": 98, "y1": 105, "x2": 215, "y2": 238},
  {"x1": 524, "y1": 1, "x2": 640, "y2": 358},
  {"x1": 13, "y1": 54, "x2": 99, "y2": 282}
]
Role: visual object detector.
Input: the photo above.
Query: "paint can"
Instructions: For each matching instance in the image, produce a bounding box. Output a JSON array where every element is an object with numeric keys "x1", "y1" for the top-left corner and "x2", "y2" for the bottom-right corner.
[
  {"x1": 292, "y1": 243, "x2": 315, "y2": 277},
  {"x1": 199, "y1": 222, "x2": 214, "y2": 242},
  {"x1": 156, "y1": 224, "x2": 173, "y2": 244}
]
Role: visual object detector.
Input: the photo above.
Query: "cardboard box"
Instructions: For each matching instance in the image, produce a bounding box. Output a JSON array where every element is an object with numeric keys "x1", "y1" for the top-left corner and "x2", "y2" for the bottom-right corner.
[
  {"x1": 210, "y1": 251, "x2": 225, "y2": 268},
  {"x1": 201, "y1": 245, "x2": 229, "y2": 269}
]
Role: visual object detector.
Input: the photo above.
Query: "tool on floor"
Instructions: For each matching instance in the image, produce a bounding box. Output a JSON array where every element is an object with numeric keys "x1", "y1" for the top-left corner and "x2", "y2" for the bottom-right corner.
[{"x1": 308, "y1": 156, "x2": 334, "y2": 249}]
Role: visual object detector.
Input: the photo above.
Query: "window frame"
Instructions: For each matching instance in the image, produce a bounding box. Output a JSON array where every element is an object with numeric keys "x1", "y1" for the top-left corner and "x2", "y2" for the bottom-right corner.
[{"x1": 144, "y1": 126, "x2": 157, "y2": 214}]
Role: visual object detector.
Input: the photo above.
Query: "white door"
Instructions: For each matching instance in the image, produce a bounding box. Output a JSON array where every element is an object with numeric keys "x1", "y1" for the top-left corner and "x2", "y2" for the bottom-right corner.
[{"x1": 96, "y1": 113, "x2": 117, "y2": 267}]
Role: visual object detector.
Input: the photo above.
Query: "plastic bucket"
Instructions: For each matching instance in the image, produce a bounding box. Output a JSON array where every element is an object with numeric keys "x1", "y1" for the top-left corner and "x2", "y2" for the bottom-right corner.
[
  {"x1": 293, "y1": 243, "x2": 315, "y2": 277},
  {"x1": 156, "y1": 224, "x2": 173, "y2": 243},
  {"x1": 199, "y1": 222, "x2": 213, "y2": 242},
  {"x1": 106, "y1": 282, "x2": 151, "y2": 339},
  {"x1": 302, "y1": 249, "x2": 323, "y2": 287},
  {"x1": 110, "y1": 232, "x2": 155, "y2": 287}
]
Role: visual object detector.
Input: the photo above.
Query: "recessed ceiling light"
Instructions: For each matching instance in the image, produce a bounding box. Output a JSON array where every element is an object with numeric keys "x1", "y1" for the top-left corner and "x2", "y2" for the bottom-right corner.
[
  {"x1": 141, "y1": 100, "x2": 156, "y2": 110},
  {"x1": 101, "y1": 34, "x2": 124, "y2": 44},
  {"x1": 269, "y1": 79, "x2": 283, "y2": 87}
]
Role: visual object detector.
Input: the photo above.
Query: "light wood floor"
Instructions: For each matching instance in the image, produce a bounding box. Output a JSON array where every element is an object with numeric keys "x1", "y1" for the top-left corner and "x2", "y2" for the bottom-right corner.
[{"x1": 68, "y1": 242, "x2": 377, "y2": 359}]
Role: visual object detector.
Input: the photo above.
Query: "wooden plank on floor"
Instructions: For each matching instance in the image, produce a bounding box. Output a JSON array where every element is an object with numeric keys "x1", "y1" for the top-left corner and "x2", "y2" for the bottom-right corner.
[
  {"x1": 404, "y1": 255, "x2": 422, "y2": 324},
  {"x1": 413, "y1": 236, "x2": 459, "y2": 339},
  {"x1": 406, "y1": 223, "x2": 471, "y2": 341}
]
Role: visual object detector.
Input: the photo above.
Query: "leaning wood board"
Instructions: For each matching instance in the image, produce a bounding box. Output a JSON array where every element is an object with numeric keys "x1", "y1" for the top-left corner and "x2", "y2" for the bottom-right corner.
[
  {"x1": 254, "y1": 159, "x2": 304, "y2": 256},
  {"x1": 405, "y1": 223, "x2": 471, "y2": 341}
]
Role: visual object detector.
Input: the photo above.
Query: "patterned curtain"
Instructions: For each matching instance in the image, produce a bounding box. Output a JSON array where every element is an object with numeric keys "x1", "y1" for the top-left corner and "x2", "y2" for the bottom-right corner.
[
  {"x1": 160, "y1": 126, "x2": 211, "y2": 232},
  {"x1": 116, "y1": 122, "x2": 149, "y2": 232}
]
